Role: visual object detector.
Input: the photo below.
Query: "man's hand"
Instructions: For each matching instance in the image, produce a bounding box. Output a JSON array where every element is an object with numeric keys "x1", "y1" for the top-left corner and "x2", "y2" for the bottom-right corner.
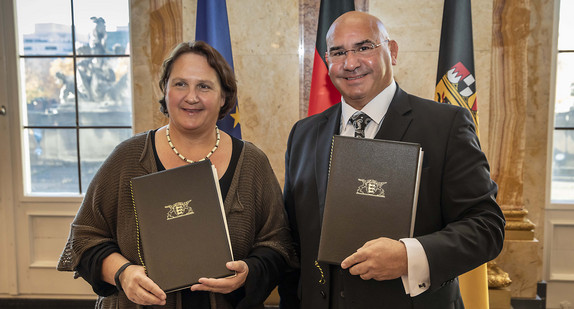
[
  {"x1": 340, "y1": 237, "x2": 408, "y2": 281},
  {"x1": 121, "y1": 265, "x2": 167, "y2": 306},
  {"x1": 190, "y1": 261, "x2": 248, "y2": 294}
]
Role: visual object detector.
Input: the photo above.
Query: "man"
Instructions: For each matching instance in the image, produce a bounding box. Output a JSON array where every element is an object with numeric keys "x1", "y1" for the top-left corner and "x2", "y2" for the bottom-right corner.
[{"x1": 279, "y1": 11, "x2": 505, "y2": 309}]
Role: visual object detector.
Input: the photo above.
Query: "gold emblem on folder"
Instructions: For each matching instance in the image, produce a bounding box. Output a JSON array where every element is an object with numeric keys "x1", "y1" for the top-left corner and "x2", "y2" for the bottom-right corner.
[
  {"x1": 165, "y1": 200, "x2": 194, "y2": 220},
  {"x1": 356, "y1": 179, "x2": 386, "y2": 198}
]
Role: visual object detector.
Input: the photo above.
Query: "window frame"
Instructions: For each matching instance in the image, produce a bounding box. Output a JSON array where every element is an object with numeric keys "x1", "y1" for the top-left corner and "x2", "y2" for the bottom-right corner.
[
  {"x1": 15, "y1": 0, "x2": 133, "y2": 196},
  {"x1": 549, "y1": 0, "x2": 574, "y2": 208}
]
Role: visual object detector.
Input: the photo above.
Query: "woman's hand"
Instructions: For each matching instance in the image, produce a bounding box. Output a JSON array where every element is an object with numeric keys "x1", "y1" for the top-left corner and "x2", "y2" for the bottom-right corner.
[
  {"x1": 120, "y1": 265, "x2": 167, "y2": 306},
  {"x1": 190, "y1": 261, "x2": 248, "y2": 294}
]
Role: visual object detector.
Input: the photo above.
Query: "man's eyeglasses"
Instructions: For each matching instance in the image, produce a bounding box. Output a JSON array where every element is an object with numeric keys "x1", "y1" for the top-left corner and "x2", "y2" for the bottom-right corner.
[{"x1": 327, "y1": 40, "x2": 388, "y2": 63}]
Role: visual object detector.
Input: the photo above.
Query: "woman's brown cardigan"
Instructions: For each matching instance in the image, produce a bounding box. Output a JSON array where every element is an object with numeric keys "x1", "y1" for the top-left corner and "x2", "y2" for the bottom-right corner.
[{"x1": 58, "y1": 131, "x2": 297, "y2": 308}]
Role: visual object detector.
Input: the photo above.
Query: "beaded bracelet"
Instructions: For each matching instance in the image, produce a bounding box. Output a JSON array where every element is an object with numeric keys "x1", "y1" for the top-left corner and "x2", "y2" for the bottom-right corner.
[{"x1": 114, "y1": 262, "x2": 133, "y2": 292}]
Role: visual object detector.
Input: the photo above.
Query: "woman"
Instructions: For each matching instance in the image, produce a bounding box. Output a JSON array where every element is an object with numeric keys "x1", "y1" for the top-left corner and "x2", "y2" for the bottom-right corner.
[{"x1": 58, "y1": 41, "x2": 296, "y2": 308}]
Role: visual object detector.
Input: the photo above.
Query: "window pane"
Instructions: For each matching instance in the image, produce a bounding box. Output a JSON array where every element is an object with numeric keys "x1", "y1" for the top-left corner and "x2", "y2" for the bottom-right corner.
[
  {"x1": 20, "y1": 57, "x2": 76, "y2": 126},
  {"x1": 558, "y1": 0, "x2": 574, "y2": 50},
  {"x1": 78, "y1": 57, "x2": 132, "y2": 126},
  {"x1": 79, "y1": 128, "x2": 132, "y2": 193},
  {"x1": 552, "y1": 129, "x2": 574, "y2": 202},
  {"x1": 16, "y1": 0, "x2": 73, "y2": 56},
  {"x1": 24, "y1": 128, "x2": 79, "y2": 194},
  {"x1": 555, "y1": 53, "x2": 574, "y2": 128},
  {"x1": 73, "y1": 0, "x2": 130, "y2": 55}
]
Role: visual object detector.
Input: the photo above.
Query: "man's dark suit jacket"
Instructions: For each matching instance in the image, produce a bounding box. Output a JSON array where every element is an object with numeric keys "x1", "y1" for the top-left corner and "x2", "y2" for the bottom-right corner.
[{"x1": 279, "y1": 86, "x2": 505, "y2": 309}]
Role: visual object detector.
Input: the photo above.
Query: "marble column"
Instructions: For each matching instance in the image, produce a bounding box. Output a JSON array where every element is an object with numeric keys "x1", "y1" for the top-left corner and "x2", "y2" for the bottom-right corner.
[
  {"x1": 131, "y1": 0, "x2": 182, "y2": 133},
  {"x1": 488, "y1": 0, "x2": 541, "y2": 299}
]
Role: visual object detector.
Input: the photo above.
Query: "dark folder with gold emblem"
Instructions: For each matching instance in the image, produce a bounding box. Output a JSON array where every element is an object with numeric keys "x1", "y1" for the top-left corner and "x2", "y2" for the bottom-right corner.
[
  {"x1": 130, "y1": 160, "x2": 234, "y2": 292},
  {"x1": 318, "y1": 135, "x2": 424, "y2": 265}
]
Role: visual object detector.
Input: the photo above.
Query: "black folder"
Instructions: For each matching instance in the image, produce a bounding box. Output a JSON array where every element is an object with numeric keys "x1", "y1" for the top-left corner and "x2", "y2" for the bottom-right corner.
[
  {"x1": 131, "y1": 160, "x2": 234, "y2": 292},
  {"x1": 318, "y1": 136, "x2": 423, "y2": 265}
]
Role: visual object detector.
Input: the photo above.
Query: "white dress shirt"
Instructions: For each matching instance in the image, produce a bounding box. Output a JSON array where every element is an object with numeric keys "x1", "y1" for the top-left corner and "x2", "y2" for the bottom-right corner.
[{"x1": 339, "y1": 80, "x2": 431, "y2": 296}]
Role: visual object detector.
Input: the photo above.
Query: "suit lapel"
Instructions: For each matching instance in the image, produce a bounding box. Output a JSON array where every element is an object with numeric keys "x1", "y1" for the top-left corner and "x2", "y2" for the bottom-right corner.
[
  {"x1": 315, "y1": 104, "x2": 341, "y2": 222},
  {"x1": 375, "y1": 86, "x2": 413, "y2": 141}
]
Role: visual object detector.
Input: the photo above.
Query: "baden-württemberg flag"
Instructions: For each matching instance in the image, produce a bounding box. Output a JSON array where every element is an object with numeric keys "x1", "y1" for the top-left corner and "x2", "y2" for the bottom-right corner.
[
  {"x1": 196, "y1": 0, "x2": 241, "y2": 139},
  {"x1": 307, "y1": 0, "x2": 354, "y2": 116},
  {"x1": 435, "y1": 1, "x2": 487, "y2": 308},
  {"x1": 435, "y1": 0, "x2": 479, "y2": 135}
]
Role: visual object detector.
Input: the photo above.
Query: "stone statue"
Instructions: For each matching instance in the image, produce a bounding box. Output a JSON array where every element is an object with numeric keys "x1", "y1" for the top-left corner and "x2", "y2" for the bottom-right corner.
[
  {"x1": 89, "y1": 17, "x2": 107, "y2": 55},
  {"x1": 90, "y1": 57, "x2": 116, "y2": 102},
  {"x1": 75, "y1": 44, "x2": 94, "y2": 101},
  {"x1": 54, "y1": 16, "x2": 129, "y2": 106},
  {"x1": 55, "y1": 72, "x2": 76, "y2": 104}
]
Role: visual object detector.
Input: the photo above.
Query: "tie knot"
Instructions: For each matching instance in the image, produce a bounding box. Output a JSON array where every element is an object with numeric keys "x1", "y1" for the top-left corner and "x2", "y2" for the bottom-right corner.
[{"x1": 350, "y1": 111, "x2": 372, "y2": 138}]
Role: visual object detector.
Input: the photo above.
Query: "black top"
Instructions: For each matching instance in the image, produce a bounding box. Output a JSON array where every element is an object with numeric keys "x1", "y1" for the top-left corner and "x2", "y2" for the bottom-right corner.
[{"x1": 152, "y1": 130, "x2": 244, "y2": 201}]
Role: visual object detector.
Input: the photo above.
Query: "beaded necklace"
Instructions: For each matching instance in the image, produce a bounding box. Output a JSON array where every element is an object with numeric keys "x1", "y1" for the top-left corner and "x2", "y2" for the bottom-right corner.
[{"x1": 166, "y1": 125, "x2": 220, "y2": 163}]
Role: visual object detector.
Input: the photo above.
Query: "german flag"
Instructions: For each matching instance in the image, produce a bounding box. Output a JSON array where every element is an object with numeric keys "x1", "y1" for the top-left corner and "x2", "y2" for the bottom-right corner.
[
  {"x1": 436, "y1": 1, "x2": 488, "y2": 308},
  {"x1": 307, "y1": 0, "x2": 354, "y2": 116}
]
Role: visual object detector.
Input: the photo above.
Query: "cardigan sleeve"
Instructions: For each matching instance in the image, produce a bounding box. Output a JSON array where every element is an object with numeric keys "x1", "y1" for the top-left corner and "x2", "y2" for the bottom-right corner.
[
  {"x1": 75, "y1": 241, "x2": 120, "y2": 296},
  {"x1": 57, "y1": 132, "x2": 149, "y2": 272}
]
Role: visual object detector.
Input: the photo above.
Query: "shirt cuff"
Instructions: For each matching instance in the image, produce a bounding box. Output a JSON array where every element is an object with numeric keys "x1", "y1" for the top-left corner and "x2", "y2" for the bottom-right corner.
[{"x1": 400, "y1": 238, "x2": 430, "y2": 297}]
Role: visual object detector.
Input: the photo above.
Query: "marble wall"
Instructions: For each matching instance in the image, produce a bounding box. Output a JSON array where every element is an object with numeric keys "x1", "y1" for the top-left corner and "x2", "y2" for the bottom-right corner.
[{"x1": 370, "y1": 0, "x2": 494, "y2": 149}]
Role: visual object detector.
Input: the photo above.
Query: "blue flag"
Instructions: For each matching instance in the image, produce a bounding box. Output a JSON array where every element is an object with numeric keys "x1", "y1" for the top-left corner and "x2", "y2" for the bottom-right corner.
[{"x1": 196, "y1": 0, "x2": 241, "y2": 139}]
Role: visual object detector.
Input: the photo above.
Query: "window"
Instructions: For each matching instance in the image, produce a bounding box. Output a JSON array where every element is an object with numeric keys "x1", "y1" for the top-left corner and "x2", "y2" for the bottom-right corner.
[
  {"x1": 16, "y1": 0, "x2": 132, "y2": 195},
  {"x1": 552, "y1": 0, "x2": 574, "y2": 202}
]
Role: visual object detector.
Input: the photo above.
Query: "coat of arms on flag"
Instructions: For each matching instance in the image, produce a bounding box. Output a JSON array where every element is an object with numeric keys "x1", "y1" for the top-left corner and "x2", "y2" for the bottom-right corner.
[{"x1": 435, "y1": 61, "x2": 478, "y2": 125}]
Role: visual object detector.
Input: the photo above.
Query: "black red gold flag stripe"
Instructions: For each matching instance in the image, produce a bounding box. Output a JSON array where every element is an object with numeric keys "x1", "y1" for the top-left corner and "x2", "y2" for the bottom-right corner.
[{"x1": 307, "y1": 0, "x2": 355, "y2": 116}]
